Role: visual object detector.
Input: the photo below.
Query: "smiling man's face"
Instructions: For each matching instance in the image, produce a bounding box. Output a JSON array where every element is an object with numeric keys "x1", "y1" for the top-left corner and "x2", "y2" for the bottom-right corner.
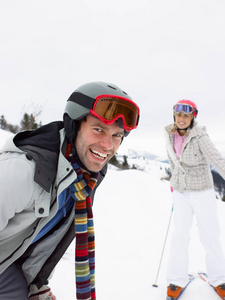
[{"x1": 75, "y1": 115, "x2": 124, "y2": 172}]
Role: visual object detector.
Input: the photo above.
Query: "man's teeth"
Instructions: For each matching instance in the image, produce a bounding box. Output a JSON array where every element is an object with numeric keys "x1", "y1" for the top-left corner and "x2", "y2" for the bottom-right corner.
[{"x1": 91, "y1": 150, "x2": 107, "y2": 159}]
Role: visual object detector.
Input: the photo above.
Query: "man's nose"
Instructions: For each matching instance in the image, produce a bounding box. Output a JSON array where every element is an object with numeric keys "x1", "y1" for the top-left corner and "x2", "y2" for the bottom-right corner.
[{"x1": 99, "y1": 135, "x2": 113, "y2": 150}]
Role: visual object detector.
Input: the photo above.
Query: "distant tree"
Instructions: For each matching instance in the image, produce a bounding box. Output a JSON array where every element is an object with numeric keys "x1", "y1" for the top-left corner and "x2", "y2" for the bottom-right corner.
[
  {"x1": 0, "y1": 115, "x2": 7, "y2": 130},
  {"x1": 20, "y1": 113, "x2": 41, "y2": 130},
  {"x1": 0, "y1": 115, "x2": 19, "y2": 133},
  {"x1": 1, "y1": 104, "x2": 43, "y2": 133},
  {"x1": 109, "y1": 154, "x2": 119, "y2": 167},
  {"x1": 122, "y1": 155, "x2": 129, "y2": 169},
  {"x1": 109, "y1": 154, "x2": 131, "y2": 170},
  {"x1": 20, "y1": 104, "x2": 42, "y2": 130},
  {"x1": 7, "y1": 124, "x2": 19, "y2": 134}
]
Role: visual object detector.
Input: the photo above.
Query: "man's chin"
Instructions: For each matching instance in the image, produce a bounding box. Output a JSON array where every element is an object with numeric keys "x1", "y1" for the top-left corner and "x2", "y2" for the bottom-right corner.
[{"x1": 83, "y1": 161, "x2": 108, "y2": 173}]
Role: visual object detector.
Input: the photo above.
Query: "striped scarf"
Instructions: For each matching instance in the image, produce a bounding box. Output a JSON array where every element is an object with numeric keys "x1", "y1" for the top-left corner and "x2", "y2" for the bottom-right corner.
[{"x1": 66, "y1": 145, "x2": 99, "y2": 300}]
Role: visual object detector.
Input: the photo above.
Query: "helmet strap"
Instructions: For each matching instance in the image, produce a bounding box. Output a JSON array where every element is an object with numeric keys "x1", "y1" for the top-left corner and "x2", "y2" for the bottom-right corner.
[{"x1": 64, "y1": 115, "x2": 92, "y2": 172}]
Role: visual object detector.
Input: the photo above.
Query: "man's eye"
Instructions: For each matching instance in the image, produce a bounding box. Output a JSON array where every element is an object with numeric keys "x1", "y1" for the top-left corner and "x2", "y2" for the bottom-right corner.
[
  {"x1": 94, "y1": 128, "x2": 102, "y2": 132},
  {"x1": 114, "y1": 134, "x2": 123, "y2": 138}
]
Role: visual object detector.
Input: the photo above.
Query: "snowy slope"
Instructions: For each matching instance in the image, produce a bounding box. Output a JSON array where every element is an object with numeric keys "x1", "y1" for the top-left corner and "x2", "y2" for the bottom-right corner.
[
  {"x1": 0, "y1": 128, "x2": 13, "y2": 149},
  {"x1": 50, "y1": 168, "x2": 225, "y2": 300}
]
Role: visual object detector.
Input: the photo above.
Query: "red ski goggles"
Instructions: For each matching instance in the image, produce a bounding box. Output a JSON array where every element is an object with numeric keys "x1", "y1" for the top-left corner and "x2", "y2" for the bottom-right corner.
[
  {"x1": 90, "y1": 95, "x2": 140, "y2": 131},
  {"x1": 173, "y1": 104, "x2": 198, "y2": 116}
]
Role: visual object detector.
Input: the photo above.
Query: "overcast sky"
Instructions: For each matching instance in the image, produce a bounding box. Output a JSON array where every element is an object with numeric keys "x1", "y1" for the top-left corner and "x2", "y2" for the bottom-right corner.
[{"x1": 1, "y1": 0, "x2": 225, "y2": 157}]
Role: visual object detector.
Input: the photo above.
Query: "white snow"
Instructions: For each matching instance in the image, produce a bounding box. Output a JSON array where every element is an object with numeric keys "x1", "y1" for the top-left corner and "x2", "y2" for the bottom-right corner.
[
  {"x1": 1, "y1": 129, "x2": 225, "y2": 299},
  {"x1": 0, "y1": 128, "x2": 13, "y2": 150}
]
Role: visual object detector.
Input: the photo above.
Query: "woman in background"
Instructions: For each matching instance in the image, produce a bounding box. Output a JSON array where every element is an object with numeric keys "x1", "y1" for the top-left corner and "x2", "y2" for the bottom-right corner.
[{"x1": 165, "y1": 100, "x2": 225, "y2": 300}]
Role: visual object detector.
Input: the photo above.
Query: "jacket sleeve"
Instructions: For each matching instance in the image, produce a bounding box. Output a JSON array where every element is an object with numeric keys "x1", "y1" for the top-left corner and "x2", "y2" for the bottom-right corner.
[
  {"x1": 198, "y1": 133, "x2": 225, "y2": 180},
  {"x1": 0, "y1": 152, "x2": 37, "y2": 231}
]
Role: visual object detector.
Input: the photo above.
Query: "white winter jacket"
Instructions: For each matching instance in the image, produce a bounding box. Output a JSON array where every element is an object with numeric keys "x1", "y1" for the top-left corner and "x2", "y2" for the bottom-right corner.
[
  {"x1": 0, "y1": 127, "x2": 77, "y2": 284},
  {"x1": 165, "y1": 123, "x2": 225, "y2": 192},
  {"x1": 0, "y1": 121, "x2": 106, "y2": 289}
]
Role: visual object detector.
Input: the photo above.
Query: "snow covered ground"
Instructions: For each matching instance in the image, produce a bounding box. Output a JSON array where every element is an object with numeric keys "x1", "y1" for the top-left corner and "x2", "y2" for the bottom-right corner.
[
  {"x1": 1, "y1": 128, "x2": 225, "y2": 299},
  {"x1": 50, "y1": 168, "x2": 225, "y2": 300}
]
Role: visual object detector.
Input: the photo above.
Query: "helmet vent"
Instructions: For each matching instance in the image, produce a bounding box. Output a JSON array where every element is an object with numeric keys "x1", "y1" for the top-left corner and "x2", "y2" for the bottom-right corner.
[
  {"x1": 107, "y1": 84, "x2": 117, "y2": 90},
  {"x1": 107, "y1": 84, "x2": 128, "y2": 96}
]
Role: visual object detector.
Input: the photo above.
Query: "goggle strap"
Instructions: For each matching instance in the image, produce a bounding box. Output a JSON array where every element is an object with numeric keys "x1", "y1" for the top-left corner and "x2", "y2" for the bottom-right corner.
[{"x1": 67, "y1": 92, "x2": 95, "y2": 109}]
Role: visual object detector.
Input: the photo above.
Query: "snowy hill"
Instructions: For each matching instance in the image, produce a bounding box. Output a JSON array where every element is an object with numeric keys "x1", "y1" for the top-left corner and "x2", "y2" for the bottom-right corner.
[
  {"x1": 0, "y1": 128, "x2": 13, "y2": 150},
  {"x1": 0, "y1": 129, "x2": 225, "y2": 299},
  {"x1": 114, "y1": 150, "x2": 171, "y2": 181}
]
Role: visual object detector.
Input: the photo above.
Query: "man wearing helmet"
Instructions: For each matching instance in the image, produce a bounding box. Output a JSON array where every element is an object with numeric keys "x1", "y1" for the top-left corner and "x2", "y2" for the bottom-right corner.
[
  {"x1": 0, "y1": 82, "x2": 140, "y2": 300},
  {"x1": 75, "y1": 114, "x2": 125, "y2": 172},
  {"x1": 165, "y1": 100, "x2": 225, "y2": 300}
]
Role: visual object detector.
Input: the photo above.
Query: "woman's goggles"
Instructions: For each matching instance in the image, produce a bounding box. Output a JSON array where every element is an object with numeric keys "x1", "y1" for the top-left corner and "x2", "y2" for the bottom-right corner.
[
  {"x1": 173, "y1": 104, "x2": 197, "y2": 116},
  {"x1": 90, "y1": 95, "x2": 140, "y2": 131}
]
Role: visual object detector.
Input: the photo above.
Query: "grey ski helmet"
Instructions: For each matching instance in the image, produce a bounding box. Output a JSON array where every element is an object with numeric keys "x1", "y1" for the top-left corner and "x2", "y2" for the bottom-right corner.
[{"x1": 63, "y1": 81, "x2": 139, "y2": 144}]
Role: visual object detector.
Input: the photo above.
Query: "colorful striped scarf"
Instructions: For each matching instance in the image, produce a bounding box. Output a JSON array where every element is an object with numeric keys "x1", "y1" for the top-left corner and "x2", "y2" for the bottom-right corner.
[{"x1": 66, "y1": 145, "x2": 99, "y2": 300}]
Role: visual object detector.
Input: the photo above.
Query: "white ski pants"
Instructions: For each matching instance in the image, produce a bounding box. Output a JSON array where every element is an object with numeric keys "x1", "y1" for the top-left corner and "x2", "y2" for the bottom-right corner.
[{"x1": 166, "y1": 189, "x2": 225, "y2": 287}]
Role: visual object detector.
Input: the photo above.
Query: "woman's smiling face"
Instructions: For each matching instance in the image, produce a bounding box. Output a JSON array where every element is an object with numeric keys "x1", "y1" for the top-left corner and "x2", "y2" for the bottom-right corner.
[{"x1": 174, "y1": 111, "x2": 193, "y2": 130}]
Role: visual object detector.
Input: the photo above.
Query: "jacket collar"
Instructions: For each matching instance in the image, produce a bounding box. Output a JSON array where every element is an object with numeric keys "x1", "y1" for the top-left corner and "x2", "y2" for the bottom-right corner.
[{"x1": 14, "y1": 121, "x2": 64, "y2": 192}]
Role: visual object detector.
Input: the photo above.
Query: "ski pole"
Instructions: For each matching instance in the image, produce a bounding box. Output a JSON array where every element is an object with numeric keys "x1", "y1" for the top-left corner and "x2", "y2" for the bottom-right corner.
[{"x1": 152, "y1": 204, "x2": 174, "y2": 287}]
